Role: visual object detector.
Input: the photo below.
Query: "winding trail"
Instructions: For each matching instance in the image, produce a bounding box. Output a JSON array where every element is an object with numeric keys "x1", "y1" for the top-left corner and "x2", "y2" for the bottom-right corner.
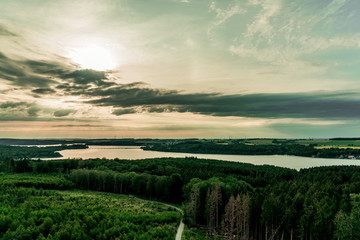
[
  {"x1": 175, "y1": 220, "x2": 184, "y2": 240},
  {"x1": 131, "y1": 196, "x2": 185, "y2": 240}
]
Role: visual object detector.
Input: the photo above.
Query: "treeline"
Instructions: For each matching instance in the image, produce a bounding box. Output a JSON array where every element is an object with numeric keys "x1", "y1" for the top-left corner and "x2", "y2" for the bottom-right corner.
[
  {"x1": 0, "y1": 138, "x2": 142, "y2": 146},
  {"x1": 330, "y1": 138, "x2": 360, "y2": 140},
  {"x1": 69, "y1": 169, "x2": 183, "y2": 203},
  {"x1": 143, "y1": 141, "x2": 360, "y2": 158},
  {"x1": 0, "y1": 157, "x2": 296, "y2": 189},
  {"x1": 0, "y1": 144, "x2": 87, "y2": 159}
]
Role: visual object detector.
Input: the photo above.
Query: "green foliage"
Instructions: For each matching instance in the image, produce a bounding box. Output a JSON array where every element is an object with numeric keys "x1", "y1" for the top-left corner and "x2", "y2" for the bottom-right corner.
[{"x1": 0, "y1": 187, "x2": 180, "y2": 240}]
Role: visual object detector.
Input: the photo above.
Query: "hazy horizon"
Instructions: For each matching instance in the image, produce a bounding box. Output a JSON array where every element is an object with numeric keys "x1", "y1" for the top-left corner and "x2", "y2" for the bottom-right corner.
[{"x1": 1, "y1": 0, "x2": 360, "y2": 138}]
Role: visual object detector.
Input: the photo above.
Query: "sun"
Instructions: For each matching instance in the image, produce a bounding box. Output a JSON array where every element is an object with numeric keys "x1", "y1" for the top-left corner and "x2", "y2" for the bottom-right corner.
[{"x1": 70, "y1": 44, "x2": 117, "y2": 71}]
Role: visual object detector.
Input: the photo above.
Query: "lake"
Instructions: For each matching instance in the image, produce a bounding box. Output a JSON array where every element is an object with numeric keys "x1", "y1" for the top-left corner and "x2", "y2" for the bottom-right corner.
[{"x1": 48, "y1": 145, "x2": 360, "y2": 170}]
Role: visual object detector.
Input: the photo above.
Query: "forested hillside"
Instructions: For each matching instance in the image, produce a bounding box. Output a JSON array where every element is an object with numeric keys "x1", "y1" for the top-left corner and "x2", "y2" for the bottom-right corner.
[
  {"x1": 0, "y1": 144, "x2": 87, "y2": 159},
  {"x1": 1, "y1": 157, "x2": 360, "y2": 239}
]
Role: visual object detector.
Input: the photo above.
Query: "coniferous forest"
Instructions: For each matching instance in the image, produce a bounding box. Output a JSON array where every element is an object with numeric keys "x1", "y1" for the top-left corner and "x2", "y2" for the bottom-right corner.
[{"x1": 1, "y1": 157, "x2": 360, "y2": 239}]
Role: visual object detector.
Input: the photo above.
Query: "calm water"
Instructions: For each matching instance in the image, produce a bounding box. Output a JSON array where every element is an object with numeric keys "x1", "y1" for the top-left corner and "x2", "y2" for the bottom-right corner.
[{"x1": 47, "y1": 145, "x2": 360, "y2": 170}]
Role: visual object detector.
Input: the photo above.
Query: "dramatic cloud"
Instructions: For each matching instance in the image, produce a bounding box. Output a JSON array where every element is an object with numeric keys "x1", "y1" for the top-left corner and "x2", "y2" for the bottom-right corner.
[
  {"x1": 55, "y1": 83, "x2": 91, "y2": 92},
  {"x1": 63, "y1": 69, "x2": 114, "y2": 87},
  {"x1": 0, "y1": 101, "x2": 42, "y2": 120},
  {"x1": 0, "y1": 52, "x2": 61, "y2": 87},
  {"x1": 112, "y1": 108, "x2": 137, "y2": 116},
  {"x1": 31, "y1": 88, "x2": 56, "y2": 95},
  {"x1": 53, "y1": 109, "x2": 77, "y2": 117},
  {"x1": 0, "y1": 101, "x2": 30, "y2": 109},
  {"x1": 23, "y1": 60, "x2": 69, "y2": 76},
  {"x1": 27, "y1": 106, "x2": 41, "y2": 117},
  {"x1": 15, "y1": 76, "x2": 57, "y2": 88},
  {"x1": 0, "y1": 50, "x2": 113, "y2": 92},
  {"x1": 0, "y1": 52, "x2": 26, "y2": 79}
]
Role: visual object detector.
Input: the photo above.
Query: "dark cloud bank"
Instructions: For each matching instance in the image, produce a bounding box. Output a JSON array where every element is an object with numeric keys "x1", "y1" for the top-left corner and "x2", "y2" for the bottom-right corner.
[{"x1": 80, "y1": 84, "x2": 360, "y2": 119}]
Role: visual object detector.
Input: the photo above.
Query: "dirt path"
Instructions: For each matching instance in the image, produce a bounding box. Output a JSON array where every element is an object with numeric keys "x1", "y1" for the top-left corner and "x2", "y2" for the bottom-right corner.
[
  {"x1": 175, "y1": 220, "x2": 184, "y2": 240},
  {"x1": 131, "y1": 196, "x2": 185, "y2": 240}
]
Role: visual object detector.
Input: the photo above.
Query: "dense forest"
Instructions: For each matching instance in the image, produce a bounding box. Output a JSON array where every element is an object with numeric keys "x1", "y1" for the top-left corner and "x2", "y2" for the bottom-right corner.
[
  {"x1": 142, "y1": 140, "x2": 360, "y2": 158},
  {"x1": 2, "y1": 156, "x2": 360, "y2": 239}
]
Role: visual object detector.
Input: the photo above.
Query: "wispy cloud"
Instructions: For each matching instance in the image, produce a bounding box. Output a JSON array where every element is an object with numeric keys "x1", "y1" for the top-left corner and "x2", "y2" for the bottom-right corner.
[
  {"x1": 208, "y1": 1, "x2": 246, "y2": 41},
  {"x1": 246, "y1": 0, "x2": 282, "y2": 39},
  {"x1": 229, "y1": 0, "x2": 360, "y2": 65},
  {"x1": 209, "y1": 1, "x2": 246, "y2": 27},
  {"x1": 0, "y1": 24, "x2": 16, "y2": 36}
]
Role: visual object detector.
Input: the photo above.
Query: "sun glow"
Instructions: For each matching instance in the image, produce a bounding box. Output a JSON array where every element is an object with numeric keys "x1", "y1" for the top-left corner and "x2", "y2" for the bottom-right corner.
[{"x1": 70, "y1": 44, "x2": 117, "y2": 71}]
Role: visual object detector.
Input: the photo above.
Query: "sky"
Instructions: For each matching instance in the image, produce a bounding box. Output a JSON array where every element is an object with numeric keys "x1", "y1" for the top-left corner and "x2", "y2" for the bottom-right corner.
[{"x1": 1, "y1": 0, "x2": 360, "y2": 139}]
